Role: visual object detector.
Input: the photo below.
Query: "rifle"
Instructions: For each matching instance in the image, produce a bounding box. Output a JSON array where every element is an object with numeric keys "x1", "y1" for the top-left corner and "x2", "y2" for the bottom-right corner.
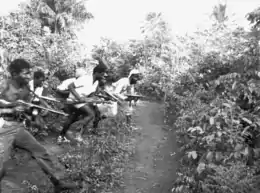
[
  {"x1": 40, "y1": 94, "x2": 113, "y2": 106},
  {"x1": 17, "y1": 100, "x2": 69, "y2": 116},
  {"x1": 38, "y1": 95, "x2": 77, "y2": 104},
  {"x1": 124, "y1": 94, "x2": 146, "y2": 106},
  {"x1": 39, "y1": 96, "x2": 61, "y2": 103},
  {"x1": 124, "y1": 94, "x2": 146, "y2": 101},
  {"x1": 102, "y1": 90, "x2": 124, "y2": 105}
]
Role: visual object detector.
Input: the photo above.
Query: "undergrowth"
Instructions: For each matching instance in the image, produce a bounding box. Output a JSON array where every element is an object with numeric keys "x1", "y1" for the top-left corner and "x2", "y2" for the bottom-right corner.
[{"x1": 7, "y1": 112, "x2": 135, "y2": 193}]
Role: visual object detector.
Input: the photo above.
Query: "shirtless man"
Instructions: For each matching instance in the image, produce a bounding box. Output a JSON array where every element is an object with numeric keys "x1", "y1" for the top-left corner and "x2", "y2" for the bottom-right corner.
[{"x1": 0, "y1": 59, "x2": 79, "y2": 192}]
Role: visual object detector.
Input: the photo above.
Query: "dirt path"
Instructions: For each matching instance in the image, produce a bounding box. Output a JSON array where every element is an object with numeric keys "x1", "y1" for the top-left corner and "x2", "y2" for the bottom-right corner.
[
  {"x1": 2, "y1": 101, "x2": 177, "y2": 192},
  {"x1": 121, "y1": 101, "x2": 177, "y2": 193}
]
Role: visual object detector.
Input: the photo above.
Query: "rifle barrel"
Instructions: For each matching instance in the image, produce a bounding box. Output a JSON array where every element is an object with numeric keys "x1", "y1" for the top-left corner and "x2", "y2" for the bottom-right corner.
[
  {"x1": 125, "y1": 94, "x2": 145, "y2": 98},
  {"x1": 39, "y1": 96, "x2": 61, "y2": 102},
  {"x1": 17, "y1": 100, "x2": 69, "y2": 116}
]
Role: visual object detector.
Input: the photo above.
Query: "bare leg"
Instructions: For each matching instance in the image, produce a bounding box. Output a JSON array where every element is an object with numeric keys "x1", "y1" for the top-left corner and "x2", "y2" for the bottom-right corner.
[
  {"x1": 92, "y1": 105, "x2": 102, "y2": 130},
  {"x1": 78, "y1": 104, "x2": 95, "y2": 137},
  {"x1": 60, "y1": 113, "x2": 79, "y2": 137},
  {"x1": 60, "y1": 105, "x2": 81, "y2": 138}
]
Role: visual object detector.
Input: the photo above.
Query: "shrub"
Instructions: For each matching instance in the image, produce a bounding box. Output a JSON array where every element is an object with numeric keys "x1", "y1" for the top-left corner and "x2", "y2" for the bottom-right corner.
[{"x1": 170, "y1": 23, "x2": 260, "y2": 193}]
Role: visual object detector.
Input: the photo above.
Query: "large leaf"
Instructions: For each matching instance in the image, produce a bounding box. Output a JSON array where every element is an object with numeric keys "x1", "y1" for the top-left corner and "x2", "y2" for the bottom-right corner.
[{"x1": 187, "y1": 151, "x2": 198, "y2": 159}]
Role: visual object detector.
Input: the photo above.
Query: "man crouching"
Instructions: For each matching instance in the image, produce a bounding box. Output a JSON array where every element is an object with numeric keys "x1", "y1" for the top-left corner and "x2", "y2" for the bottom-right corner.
[
  {"x1": 59, "y1": 67, "x2": 107, "y2": 142},
  {"x1": 0, "y1": 59, "x2": 79, "y2": 192}
]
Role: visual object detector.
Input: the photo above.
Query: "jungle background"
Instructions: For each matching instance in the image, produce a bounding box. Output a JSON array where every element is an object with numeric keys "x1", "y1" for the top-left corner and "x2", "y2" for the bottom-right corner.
[{"x1": 2, "y1": 0, "x2": 260, "y2": 193}]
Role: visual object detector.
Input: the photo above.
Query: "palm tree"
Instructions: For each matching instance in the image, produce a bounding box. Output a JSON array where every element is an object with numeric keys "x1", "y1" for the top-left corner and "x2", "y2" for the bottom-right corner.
[
  {"x1": 247, "y1": 7, "x2": 260, "y2": 30},
  {"x1": 212, "y1": 0, "x2": 228, "y2": 24},
  {"x1": 29, "y1": 0, "x2": 93, "y2": 34}
]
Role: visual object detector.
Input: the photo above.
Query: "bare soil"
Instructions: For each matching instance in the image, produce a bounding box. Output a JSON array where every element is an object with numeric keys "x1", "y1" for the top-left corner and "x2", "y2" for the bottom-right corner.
[
  {"x1": 1, "y1": 101, "x2": 177, "y2": 193},
  {"x1": 121, "y1": 101, "x2": 177, "y2": 193}
]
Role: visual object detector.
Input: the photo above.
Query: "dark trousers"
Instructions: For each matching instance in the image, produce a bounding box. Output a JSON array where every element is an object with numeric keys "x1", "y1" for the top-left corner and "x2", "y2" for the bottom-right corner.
[
  {"x1": 60, "y1": 104, "x2": 101, "y2": 137},
  {"x1": 0, "y1": 123, "x2": 65, "y2": 189}
]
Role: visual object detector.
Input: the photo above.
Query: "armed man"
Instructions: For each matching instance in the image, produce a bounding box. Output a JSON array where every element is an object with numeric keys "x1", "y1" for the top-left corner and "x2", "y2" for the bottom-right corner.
[
  {"x1": 112, "y1": 68, "x2": 143, "y2": 124},
  {"x1": 113, "y1": 69, "x2": 143, "y2": 104},
  {"x1": 0, "y1": 58, "x2": 79, "y2": 192},
  {"x1": 28, "y1": 70, "x2": 50, "y2": 130},
  {"x1": 59, "y1": 62, "x2": 109, "y2": 142}
]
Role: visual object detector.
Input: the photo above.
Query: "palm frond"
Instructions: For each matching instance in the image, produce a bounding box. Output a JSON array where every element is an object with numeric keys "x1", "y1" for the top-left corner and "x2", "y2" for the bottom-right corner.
[
  {"x1": 29, "y1": 0, "x2": 93, "y2": 33},
  {"x1": 246, "y1": 7, "x2": 260, "y2": 29}
]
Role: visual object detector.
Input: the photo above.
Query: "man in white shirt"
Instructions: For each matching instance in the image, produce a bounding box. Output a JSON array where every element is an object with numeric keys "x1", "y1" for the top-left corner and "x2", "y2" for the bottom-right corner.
[
  {"x1": 29, "y1": 70, "x2": 46, "y2": 101},
  {"x1": 28, "y1": 70, "x2": 49, "y2": 129},
  {"x1": 95, "y1": 75, "x2": 118, "y2": 120},
  {"x1": 57, "y1": 77, "x2": 76, "y2": 92},
  {"x1": 112, "y1": 69, "x2": 142, "y2": 125},
  {"x1": 59, "y1": 66, "x2": 106, "y2": 142},
  {"x1": 113, "y1": 69, "x2": 142, "y2": 101},
  {"x1": 56, "y1": 77, "x2": 76, "y2": 101},
  {"x1": 66, "y1": 69, "x2": 99, "y2": 107}
]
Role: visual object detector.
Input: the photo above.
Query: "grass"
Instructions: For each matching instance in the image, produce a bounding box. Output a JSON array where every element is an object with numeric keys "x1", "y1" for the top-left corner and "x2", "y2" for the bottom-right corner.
[{"x1": 5, "y1": 111, "x2": 136, "y2": 193}]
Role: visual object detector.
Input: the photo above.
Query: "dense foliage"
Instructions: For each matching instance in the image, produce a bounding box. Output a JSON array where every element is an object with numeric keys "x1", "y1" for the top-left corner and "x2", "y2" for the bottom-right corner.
[
  {"x1": 138, "y1": 8, "x2": 260, "y2": 193},
  {"x1": 0, "y1": 1, "x2": 134, "y2": 193},
  {"x1": 91, "y1": 7, "x2": 260, "y2": 193},
  {"x1": 28, "y1": 0, "x2": 94, "y2": 34},
  {"x1": 11, "y1": 114, "x2": 135, "y2": 193},
  {"x1": 171, "y1": 25, "x2": 260, "y2": 192},
  {"x1": 4, "y1": 0, "x2": 260, "y2": 192},
  {"x1": 0, "y1": 1, "x2": 91, "y2": 81}
]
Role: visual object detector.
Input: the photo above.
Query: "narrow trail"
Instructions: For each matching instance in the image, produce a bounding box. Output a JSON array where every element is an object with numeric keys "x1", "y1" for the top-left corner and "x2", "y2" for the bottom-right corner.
[
  {"x1": 2, "y1": 101, "x2": 177, "y2": 192},
  {"x1": 121, "y1": 101, "x2": 177, "y2": 193}
]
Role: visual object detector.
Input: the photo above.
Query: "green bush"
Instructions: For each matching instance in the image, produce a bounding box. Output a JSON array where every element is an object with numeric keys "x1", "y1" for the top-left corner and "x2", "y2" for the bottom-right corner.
[
  {"x1": 5, "y1": 2, "x2": 260, "y2": 192},
  {"x1": 9, "y1": 112, "x2": 135, "y2": 193},
  {"x1": 0, "y1": 5, "x2": 88, "y2": 82},
  {"x1": 57, "y1": 116, "x2": 135, "y2": 193},
  {"x1": 170, "y1": 23, "x2": 260, "y2": 193},
  {"x1": 91, "y1": 11, "x2": 260, "y2": 193},
  {"x1": 0, "y1": 3, "x2": 135, "y2": 193}
]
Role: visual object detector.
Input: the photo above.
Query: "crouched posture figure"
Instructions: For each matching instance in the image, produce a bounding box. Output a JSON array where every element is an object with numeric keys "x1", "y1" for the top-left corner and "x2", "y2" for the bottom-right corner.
[
  {"x1": 0, "y1": 59, "x2": 79, "y2": 192},
  {"x1": 59, "y1": 68, "x2": 102, "y2": 141},
  {"x1": 96, "y1": 76, "x2": 118, "y2": 119},
  {"x1": 112, "y1": 69, "x2": 142, "y2": 123}
]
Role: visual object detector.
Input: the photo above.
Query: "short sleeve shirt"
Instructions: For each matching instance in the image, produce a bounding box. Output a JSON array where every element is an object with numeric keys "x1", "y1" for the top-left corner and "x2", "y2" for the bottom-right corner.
[
  {"x1": 57, "y1": 78, "x2": 76, "y2": 91},
  {"x1": 112, "y1": 78, "x2": 130, "y2": 94},
  {"x1": 67, "y1": 75, "x2": 99, "y2": 101},
  {"x1": 29, "y1": 80, "x2": 44, "y2": 102}
]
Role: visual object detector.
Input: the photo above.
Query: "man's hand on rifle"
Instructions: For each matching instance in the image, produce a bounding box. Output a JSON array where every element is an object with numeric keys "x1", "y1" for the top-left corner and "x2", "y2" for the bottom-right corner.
[
  {"x1": 14, "y1": 105, "x2": 27, "y2": 112},
  {"x1": 79, "y1": 97, "x2": 88, "y2": 103}
]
